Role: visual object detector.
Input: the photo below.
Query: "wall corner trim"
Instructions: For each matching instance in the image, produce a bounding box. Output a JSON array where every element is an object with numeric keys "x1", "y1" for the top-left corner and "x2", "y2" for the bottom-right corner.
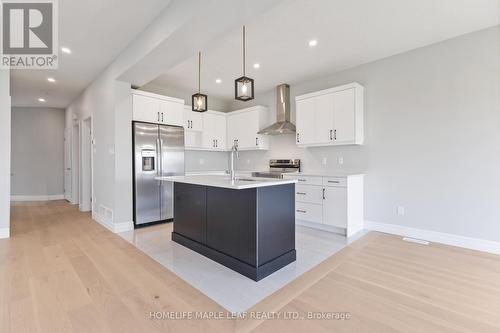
[
  {"x1": 11, "y1": 194, "x2": 65, "y2": 202},
  {"x1": 365, "y1": 220, "x2": 500, "y2": 255},
  {"x1": 0, "y1": 227, "x2": 10, "y2": 239}
]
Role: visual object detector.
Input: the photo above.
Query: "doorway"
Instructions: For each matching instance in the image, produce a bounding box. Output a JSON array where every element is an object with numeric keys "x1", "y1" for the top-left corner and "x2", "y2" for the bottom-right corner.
[
  {"x1": 80, "y1": 117, "x2": 92, "y2": 212},
  {"x1": 71, "y1": 122, "x2": 80, "y2": 205}
]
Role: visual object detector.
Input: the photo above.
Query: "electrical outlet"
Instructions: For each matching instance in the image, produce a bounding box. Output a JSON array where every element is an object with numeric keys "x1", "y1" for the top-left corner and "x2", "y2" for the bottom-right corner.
[
  {"x1": 322, "y1": 157, "x2": 327, "y2": 165},
  {"x1": 397, "y1": 206, "x2": 405, "y2": 216},
  {"x1": 337, "y1": 156, "x2": 344, "y2": 165},
  {"x1": 199, "y1": 158, "x2": 205, "y2": 165}
]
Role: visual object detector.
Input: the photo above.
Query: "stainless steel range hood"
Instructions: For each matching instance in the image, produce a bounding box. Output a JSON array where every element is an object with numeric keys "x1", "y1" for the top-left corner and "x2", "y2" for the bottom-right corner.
[{"x1": 258, "y1": 84, "x2": 296, "y2": 135}]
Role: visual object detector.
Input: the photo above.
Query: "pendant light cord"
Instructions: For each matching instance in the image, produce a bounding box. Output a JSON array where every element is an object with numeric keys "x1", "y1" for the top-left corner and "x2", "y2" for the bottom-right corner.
[
  {"x1": 198, "y1": 51, "x2": 201, "y2": 93},
  {"x1": 243, "y1": 25, "x2": 246, "y2": 76}
]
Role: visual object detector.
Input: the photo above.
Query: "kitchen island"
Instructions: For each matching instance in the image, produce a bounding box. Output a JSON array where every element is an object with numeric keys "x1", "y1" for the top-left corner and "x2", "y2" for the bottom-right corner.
[{"x1": 156, "y1": 175, "x2": 297, "y2": 281}]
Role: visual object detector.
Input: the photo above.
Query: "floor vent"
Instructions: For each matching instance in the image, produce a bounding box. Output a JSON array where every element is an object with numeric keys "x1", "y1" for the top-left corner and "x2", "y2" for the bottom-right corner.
[{"x1": 402, "y1": 237, "x2": 430, "y2": 245}]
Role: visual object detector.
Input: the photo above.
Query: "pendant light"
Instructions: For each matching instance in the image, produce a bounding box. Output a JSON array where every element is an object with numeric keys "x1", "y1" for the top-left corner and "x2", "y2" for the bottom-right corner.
[
  {"x1": 235, "y1": 26, "x2": 254, "y2": 101},
  {"x1": 192, "y1": 51, "x2": 207, "y2": 112}
]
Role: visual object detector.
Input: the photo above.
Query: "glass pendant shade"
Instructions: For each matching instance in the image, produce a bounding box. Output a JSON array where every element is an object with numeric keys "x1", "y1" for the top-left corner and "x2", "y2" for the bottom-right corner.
[
  {"x1": 192, "y1": 93, "x2": 207, "y2": 112},
  {"x1": 234, "y1": 26, "x2": 254, "y2": 102},
  {"x1": 192, "y1": 51, "x2": 208, "y2": 112},
  {"x1": 235, "y1": 76, "x2": 254, "y2": 101}
]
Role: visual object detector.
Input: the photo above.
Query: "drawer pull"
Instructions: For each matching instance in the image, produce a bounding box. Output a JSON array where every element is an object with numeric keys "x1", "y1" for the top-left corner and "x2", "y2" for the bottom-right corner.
[
  {"x1": 296, "y1": 192, "x2": 306, "y2": 195},
  {"x1": 328, "y1": 180, "x2": 340, "y2": 183},
  {"x1": 298, "y1": 179, "x2": 306, "y2": 182},
  {"x1": 296, "y1": 209, "x2": 306, "y2": 213}
]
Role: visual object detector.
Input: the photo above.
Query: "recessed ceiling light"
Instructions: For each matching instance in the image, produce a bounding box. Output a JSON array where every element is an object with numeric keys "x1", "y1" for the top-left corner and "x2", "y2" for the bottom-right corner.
[
  {"x1": 253, "y1": 63, "x2": 260, "y2": 69},
  {"x1": 215, "y1": 78, "x2": 222, "y2": 84},
  {"x1": 38, "y1": 98, "x2": 46, "y2": 102},
  {"x1": 47, "y1": 77, "x2": 56, "y2": 83},
  {"x1": 308, "y1": 39, "x2": 318, "y2": 47},
  {"x1": 61, "y1": 47, "x2": 72, "y2": 54}
]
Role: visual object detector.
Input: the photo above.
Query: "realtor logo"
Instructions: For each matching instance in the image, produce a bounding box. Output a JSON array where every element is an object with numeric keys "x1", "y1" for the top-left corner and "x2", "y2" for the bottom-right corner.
[{"x1": 1, "y1": 0, "x2": 58, "y2": 69}]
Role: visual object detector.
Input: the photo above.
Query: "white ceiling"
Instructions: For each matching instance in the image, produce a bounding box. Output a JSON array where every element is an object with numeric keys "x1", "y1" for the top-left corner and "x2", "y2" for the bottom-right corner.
[
  {"x1": 148, "y1": 0, "x2": 500, "y2": 102},
  {"x1": 10, "y1": 0, "x2": 172, "y2": 108}
]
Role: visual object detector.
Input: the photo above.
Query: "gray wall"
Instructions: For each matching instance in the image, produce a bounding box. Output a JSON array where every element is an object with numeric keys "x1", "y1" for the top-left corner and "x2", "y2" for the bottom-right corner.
[
  {"x1": 139, "y1": 83, "x2": 232, "y2": 112},
  {"x1": 229, "y1": 26, "x2": 500, "y2": 242},
  {"x1": 0, "y1": 70, "x2": 10, "y2": 233},
  {"x1": 11, "y1": 107, "x2": 65, "y2": 196}
]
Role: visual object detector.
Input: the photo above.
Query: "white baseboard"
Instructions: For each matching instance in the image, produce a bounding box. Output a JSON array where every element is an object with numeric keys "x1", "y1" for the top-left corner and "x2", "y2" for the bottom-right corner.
[
  {"x1": 92, "y1": 212, "x2": 133, "y2": 233},
  {"x1": 296, "y1": 219, "x2": 346, "y2": 235},
  {"x1": 365, "y1": 220, "x2": 500, "y2": 255},
  {"x1": 0, "y1": 227, "x2": 10, "y2": 239},
  {"x1": 11, "y1": 194, "x2": 65, "y2": 202},
  {"x1": 114, "y1": 221, "x2": 134, "y2": 233}
]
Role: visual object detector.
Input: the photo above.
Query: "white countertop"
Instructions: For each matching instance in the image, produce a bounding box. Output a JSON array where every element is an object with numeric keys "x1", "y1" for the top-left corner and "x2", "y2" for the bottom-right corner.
[
  {"x1": 156, "y1": 175, "x2": 297, "y2": 190},
  {"x1": 289, "y1": 170, "x2": 365, "y2": 177}
]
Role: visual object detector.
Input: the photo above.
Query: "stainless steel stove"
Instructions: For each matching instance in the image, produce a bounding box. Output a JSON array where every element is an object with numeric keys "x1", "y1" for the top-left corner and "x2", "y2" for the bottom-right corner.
[{"x1": 252, "y1": 159, "x2": 301, "y2": 179}]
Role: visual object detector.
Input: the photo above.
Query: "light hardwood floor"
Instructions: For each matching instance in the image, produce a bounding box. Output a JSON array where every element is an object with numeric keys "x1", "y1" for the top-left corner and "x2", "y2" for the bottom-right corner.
[{"x1": 1, "y1": 201, "x2": 499, "y2": 332}]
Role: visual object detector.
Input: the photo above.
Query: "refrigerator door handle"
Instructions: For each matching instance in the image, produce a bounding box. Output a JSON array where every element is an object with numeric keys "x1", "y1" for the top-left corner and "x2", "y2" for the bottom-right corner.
[{"x1": 156, "y1": 138, "x2": 161, "y2": 181}]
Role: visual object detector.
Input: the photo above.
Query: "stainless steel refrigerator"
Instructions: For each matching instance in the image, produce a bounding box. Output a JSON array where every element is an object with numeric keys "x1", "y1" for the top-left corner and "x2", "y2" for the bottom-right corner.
[{"x1": 133, "y1": 122, "x2": 184, "y2": 227}]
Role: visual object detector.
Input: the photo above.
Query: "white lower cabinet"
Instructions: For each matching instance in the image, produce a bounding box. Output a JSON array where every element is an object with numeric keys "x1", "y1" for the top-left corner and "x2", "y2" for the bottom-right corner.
[
  {"x1": 284, "y1": 174, "x2": 364, "y2": 237},
  {"x1": 323, "y1": 186, "x2": 347, "y2": 228}
]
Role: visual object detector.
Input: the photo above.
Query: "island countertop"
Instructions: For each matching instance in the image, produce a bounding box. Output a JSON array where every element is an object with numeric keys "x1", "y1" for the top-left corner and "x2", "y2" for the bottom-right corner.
[{"x1": 155, "y1": 175, "x2": 297, "y2": 190}]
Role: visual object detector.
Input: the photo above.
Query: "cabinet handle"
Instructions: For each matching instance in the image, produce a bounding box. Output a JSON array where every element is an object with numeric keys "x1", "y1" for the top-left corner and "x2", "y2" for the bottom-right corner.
[
  {"x1": 296, "y1": 209, "x2": 306, "y2": 213},
  {"x1": 296, "y1": 192, "x2": 306, "y2": 195},
  {"x1": 216, "y1": 139, "x2": 218, "y2": 148},
  {"x1": 334, "y1": 129, "x2": 337, "y2": 140},
  {"x1": 161, "y1": 112, "x2": 164, "y2": 122},
  {"x1": 322, "y1": 188, "x2": 325, "y2": 200},
  {"x1": 328, "y1": 180, "x2": 340, "y2": 184},
  {"x1": 298, "y1": 179, "x2": 306, "y2": 182},
  {"x1": 256, "y1": 137, "x2": 258, "y2": 146},
  {"x1": 213, "y1": 139, "x2": 215, "y2": 148},
  {"x1": 190, "y1": 120, "x2": 192, "y2": 128},
  {"x1": 330, "y1": 129, "x2": 333, "y2": 140},
  {"x1": 157, "y1": 112, "x2": 160, "y2": 122},
  {"x1": 296, "y1": 133, "x2": 300, "y2": 143}
]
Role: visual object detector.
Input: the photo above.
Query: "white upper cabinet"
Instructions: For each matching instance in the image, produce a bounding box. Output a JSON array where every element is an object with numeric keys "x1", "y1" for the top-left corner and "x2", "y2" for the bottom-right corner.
[
  {"x1": 183, "y1": 106, "x2": 203, "y2": 131},
  {"x1": 132, "y1": 93, "x2": 160, "y2": 123},
  {"x1": 226, "y1": 106, "x2": 269, "y2": 150},
  {"x1": 201, "y1": 111, "x2": 226, "y2": 151},
  {"x1": 295, "y1": 98, "x2": 316, "y2": 145},
  {"x1": 295, "y1": 83, "x2": 364, "y2": 147},
  {"x1": 132, "y1": 90, "x2": 184, "y2": 126}
]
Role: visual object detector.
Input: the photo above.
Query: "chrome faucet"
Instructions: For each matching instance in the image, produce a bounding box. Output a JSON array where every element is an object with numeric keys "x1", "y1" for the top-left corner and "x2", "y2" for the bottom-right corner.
[{"x1": 229, "y1": 143, "x2": 239, "y2": 181}]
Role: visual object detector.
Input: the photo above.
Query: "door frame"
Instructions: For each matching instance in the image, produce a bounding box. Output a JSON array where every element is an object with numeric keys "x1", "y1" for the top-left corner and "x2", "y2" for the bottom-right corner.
[
  {"x1": 80, "y1": 116, "x2": 93, "y2": 212},
  {"x1": 71, "y1": 121, "x2": 80, "y2": 205}
]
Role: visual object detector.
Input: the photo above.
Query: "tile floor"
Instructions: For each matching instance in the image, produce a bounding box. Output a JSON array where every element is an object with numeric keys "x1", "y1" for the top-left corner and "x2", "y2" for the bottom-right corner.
[{"x1": 119, "y1": 223, "x2": 353, "y2": 313}]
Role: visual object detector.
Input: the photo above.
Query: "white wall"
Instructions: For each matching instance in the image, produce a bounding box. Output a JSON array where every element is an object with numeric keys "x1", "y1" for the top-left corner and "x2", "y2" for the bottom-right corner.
[
  {"x1": 231, "y1": 26, "x2": 500, "y2": 243},
  {"x1": 11, "y1": 107, "x2": 65, "y2": 198},
  {"x1": 0, "y1": 70, "x2": 11, "y2": 238}
]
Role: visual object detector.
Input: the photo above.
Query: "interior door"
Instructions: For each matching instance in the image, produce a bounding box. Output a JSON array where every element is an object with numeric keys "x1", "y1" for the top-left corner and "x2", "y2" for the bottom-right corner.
[
  {"x1": 134, "y1": 122, "x2": 161, "y2": 225},
  {"x1": 315, "y1": 93, "x2": 335, "y2": 144},
  {"x1": 295, "y1": 98, "x2": 316, "y2": 144},
  {"x1": 159, "y1": 125, "x2": 185, "y2": 220},
  {"x1": 64, "y1": 128, "x2": 72, "y2": 201},
  {"x1": 333, "y1": 88, "x2": 356, "y2": 144},
  {"x1": 323, "y1": 186, "x2": 347, "y2": 228}
]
